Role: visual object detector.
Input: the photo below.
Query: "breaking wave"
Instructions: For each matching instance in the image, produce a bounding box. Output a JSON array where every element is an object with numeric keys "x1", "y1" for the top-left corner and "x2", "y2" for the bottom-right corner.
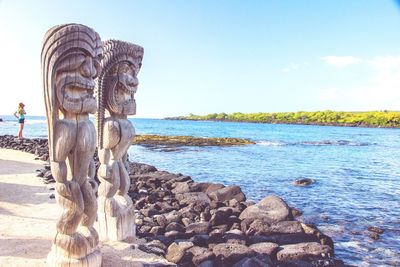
[{"x1": 257, "y1": 140, "x2": 375, "y2": 147}]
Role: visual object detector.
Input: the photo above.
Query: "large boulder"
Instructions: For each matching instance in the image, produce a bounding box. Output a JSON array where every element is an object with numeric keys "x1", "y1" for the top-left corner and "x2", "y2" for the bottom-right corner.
[
  {"x1": 232, "y1": 255, "x2": 273, "y2": 267},
  {"x1": 129, "y1": 162, "x2": 157, "y2": 175},
  {"x1": 190, "y1": 182, "x2": 225, "y2": 194},
  {"x1": 172, "y1": 182, "x2": 191, "y2": 194},
  {"x1": 165, "y1": 241, "x2": 194, "y2": 264},
  {"x1": 247, "y1": 220, "x2": 304, "y2": 236},
  {"x1": 276, "y1": 242, "x2": 332, "y2": 261},
  {"x1": 239, "y1": 195, "x2": 291, "y2": 223},
  {"x1": 208, "y1": 185, "x2": 246, "y2": 202},
  {"x1": 176, "y1": 192, "x2": 211, "y2": 206},
  {"x1": 249, "y1": 242, "x2": 279, "y2": 256},
  {"x1": 210, "y1": 207, "x2": 233, "y2": 226},
  {"x1": 186, "y1": 222, "x2": 211, "y2": 235},
  {"x1": 212, "y1": 243, "x2": 255, "y2": 264},
  {"x1": 249, "y1": 233, "x2": 320, "y2": 246},
  {"x1": 188, "y1": 246, "x2": 215, "y2": 266}
]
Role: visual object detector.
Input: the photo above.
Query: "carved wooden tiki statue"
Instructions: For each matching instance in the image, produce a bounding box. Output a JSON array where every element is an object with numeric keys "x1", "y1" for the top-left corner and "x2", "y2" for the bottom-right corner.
[
  {"x1": 41, "y1": 24, "x2": 102, "y2": 266},
  {"x1": 96, "y1": 40, "x2": 144, "y2": 241}
]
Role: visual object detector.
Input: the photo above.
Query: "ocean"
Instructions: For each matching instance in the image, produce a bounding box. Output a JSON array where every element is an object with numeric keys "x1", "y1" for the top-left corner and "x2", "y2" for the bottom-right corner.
[{"x1": 1, "y1": 115, "x2": 399, "y2": 266}]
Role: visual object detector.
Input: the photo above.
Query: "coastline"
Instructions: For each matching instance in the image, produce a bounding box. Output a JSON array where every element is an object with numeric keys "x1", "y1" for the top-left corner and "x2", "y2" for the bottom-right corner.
[
  {"x1": 165, "y1": 118, "x2": 400, "y2": 129},
  {"x1": 0, "y1": 135, "x2": 353, "y2": 266}
]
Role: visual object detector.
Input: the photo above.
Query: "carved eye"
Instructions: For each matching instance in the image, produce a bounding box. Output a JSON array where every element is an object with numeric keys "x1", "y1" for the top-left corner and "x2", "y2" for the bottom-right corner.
[
  {"x1": 93, "y1": 58, "x2": 101, "y2": 78},
  {"x1": 57, "y1": 53, "x2": 86, "y2": 72}
]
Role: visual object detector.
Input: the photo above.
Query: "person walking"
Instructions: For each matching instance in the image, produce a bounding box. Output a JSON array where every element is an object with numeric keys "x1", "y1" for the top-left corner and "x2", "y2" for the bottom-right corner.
[{"x1": 13, "y1": 102, "x2": 26, "y2": 139}]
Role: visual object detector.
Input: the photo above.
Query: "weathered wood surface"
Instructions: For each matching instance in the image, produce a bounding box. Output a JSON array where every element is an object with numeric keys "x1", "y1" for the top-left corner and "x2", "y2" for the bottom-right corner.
[
  {"x1": 96, "y1": 40, "x2": 144, "y2": 241},
  {"x1": 42, "y1": 23, "x2": 102, "y2": 267}
]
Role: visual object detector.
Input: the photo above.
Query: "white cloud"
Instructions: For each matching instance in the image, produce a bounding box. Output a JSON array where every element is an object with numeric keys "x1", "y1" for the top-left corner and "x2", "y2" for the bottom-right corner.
[
  {"x1": 321, "y1": 56, "x2": 362, "y2": 67},
  {"x1": 282, "y1": 62, "x2": 299, "y2": 72},
  {"x1": 317, "y1": 55, "x2": 400, "y2": 110},
  {"x1": 368, "y1": 55, "x2": 400, "y2": 69},
  {"x1": 282, "y1": 62, "x2": 309, "y2": 73}
]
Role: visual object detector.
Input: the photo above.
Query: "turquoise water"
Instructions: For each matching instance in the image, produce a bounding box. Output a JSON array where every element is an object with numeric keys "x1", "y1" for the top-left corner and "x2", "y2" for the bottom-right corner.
[{"x1": 1, "y1": 115, "x2": 399, "y2": 266}]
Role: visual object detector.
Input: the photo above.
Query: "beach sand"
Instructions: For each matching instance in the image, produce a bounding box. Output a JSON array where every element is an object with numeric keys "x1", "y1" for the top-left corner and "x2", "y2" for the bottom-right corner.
[{"x1": 0, "y1": 148, "x2": 172, "y2": 267}]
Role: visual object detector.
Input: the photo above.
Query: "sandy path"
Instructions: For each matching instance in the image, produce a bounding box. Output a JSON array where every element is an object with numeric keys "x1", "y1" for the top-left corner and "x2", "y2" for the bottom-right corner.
[{"x1": 0, "y1": 148, "x2": 173, "y2": 267}]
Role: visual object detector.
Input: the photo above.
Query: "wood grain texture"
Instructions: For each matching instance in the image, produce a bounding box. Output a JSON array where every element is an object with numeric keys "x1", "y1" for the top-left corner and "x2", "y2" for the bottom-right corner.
[
  {"x1": 42, "y1": 23, "x2": 102, "y2": 267},
  {"x1": 96, "y1": 39, "x2": 143, "y2": 241}
]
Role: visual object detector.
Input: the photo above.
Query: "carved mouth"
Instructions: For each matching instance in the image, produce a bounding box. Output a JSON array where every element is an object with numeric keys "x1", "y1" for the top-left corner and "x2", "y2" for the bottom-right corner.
[
  {"x1": 64, "y1": 81, "x2": 95, "y2": 100},
  {"x1": 114, "y1": 82, "x2": 135, "y2": 104}
]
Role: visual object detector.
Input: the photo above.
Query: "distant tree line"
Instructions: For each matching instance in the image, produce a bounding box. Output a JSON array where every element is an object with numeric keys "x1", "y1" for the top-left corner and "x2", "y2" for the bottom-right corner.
[{"x1": 167, "y1": 111, "x2": 400, "y2": 128}]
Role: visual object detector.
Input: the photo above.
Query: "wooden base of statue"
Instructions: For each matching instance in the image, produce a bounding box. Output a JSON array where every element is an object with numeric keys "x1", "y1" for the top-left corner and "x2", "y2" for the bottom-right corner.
[
  {"x1": 97, "y1": 197, "x2": 135, "y2": 241},
  {"x1": 47, "y1": 231, "x2": 102, "y2": 267}
]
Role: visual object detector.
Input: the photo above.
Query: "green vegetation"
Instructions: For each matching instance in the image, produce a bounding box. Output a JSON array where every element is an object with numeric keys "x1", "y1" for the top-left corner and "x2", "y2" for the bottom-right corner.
[
  {"x1": 167, "y1": 111, "x2": 400, "y2": 128},
  {"x1": 132, "y1": 134, "x2": 255, "y2": 146}
]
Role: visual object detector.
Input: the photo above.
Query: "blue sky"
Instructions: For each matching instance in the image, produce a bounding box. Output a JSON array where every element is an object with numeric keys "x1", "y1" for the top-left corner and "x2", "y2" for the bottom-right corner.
[{"x1": 0, "y1": 0, "x2": 400, "y2": 117}]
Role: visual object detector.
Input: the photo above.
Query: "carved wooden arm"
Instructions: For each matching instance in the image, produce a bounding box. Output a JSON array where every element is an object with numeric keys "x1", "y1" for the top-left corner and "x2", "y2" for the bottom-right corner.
[{"x1": 51, "y1": 161, "x2": 71, "y2": 197}]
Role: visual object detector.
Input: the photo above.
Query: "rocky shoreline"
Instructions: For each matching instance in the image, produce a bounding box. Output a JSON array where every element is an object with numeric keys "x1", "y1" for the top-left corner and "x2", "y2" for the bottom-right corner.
[
  {"x1": 133, "y1": 134, "x2": 255, "y2": 148},
  {"x1": 0, "y1": 135, "x2": 352, "y2": 267}
]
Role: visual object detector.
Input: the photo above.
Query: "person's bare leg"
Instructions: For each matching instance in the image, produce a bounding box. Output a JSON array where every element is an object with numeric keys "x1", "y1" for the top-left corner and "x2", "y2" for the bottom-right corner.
[
  {"x1": 17, "y1": 123, "x2": 23, "y2": 139},
  {"x1": 20, "y1": 123, "x2": 24, "y2": 138}
]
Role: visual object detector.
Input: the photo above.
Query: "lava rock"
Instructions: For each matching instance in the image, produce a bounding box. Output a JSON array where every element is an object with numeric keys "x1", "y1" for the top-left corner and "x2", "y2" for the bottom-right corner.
[
  {"x1": 212, "y1": 243, "x2": 255, "y2": 264},
  {"x1": 292, "y1": 178, "x2": 314, "y2": 186},
  {"x1": 176, "y1": 192, "x2": 211, "y2": 206},
  {"x1": 247, "y1": 220, "x2": 304, "y2": 236},
  {"x1": 208, "y1": 185, "x2": 246, "y2": 203},
  {"x1": 276, "y1": 242, "x2": 332, "y2": 261},
  {"x1": 367, "y1": 226, "x2": 384, "y2": 234},
  {"x1": 166, "y1": 241, "x2": 194, "y2": 264},
  {"x1": 186, "y1": 222, "x2": 211, "y2": 235},
  {"x1": 239, "y1": 195, "x2": 292, "y2": 223},
  {"x1": 188, "y1": 246, "x2": 215, "y2": 266},
  {"x1": 249, "y1": 242, "x2": 279, "y2": 256}
]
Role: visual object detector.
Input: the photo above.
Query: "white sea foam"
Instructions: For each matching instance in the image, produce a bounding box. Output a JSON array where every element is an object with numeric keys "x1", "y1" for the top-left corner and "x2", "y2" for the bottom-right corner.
[
  {"x1": 257, "y1": 140, "x2": 286, "y2": 146},
  {"x1": 25, "y1": 120, "x2": 47, "y2": 125}
]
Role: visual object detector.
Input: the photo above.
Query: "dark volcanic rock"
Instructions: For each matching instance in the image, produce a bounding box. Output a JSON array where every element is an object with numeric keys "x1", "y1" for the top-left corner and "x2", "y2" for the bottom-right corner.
[
  {"x1": 129, "y1": 162, "x2": 158, "y2": 175},
  {"x1": 176, "y1": 192, "x2": 211, "y2": 206},
  {"x1": 212, "y1": 243, "x2": 255, "y2": 264},
  {"x1": 208, "y1": 185, "x2": 246, "y2": 202},
  {"x1": 276, "y1": 242, "x2": 332, "y2": 261},
  {"x1": 223, "y1": 231, "x2": 247, "y2": 245},
  {"x1": 186, "y1": 222, "x2": 211, "y2": 235},
  {"x1": 292, "y1": 178, "x2": 314, "y2": 186},
  {"x1": 166, "y1": 241, "x2": 194, "y2": 264},
  {"x1": 172, "y1": 182, "x2": 191, "y2": 194},
  {"x1": 188, "y1": 246, "x2": 215, "y2": 266},
  {"x1": 247, "y1": 220, "x2": 304, "y2": 236},
  {"x1": 367, "y1": 226, "x2": 384, "y2": 234},
  {"x1": 210, "y1": 207, "x2": 233, "y2": 226},
  {"x1": 240, "y1": 195, "x2": 292, "y2": 223},
  {"x1": 166, "y1": 222, "x2": 185, "y2": 233},
  {"x1": 190, "y1": 234, "x2": 211, "y2": 247},
  {"x1": 190, "y1": 182, "x2": 225, "y2": 195},
  {"x1": 249, "y1": 233, "x2": 320, "y2": 246},
  {"x1": 232, "y1": 255, "x2": 273, "y2": 267},
  {"x1": 249, "y1": 242, "x2": 279, "y2": 256},
  {"x1": 137, "y1": 243, "x2": 166, "y2": 256}
]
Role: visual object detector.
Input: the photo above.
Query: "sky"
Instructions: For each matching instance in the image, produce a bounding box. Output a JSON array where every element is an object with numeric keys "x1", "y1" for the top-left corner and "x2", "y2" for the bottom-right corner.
[{"x1": 0, "y1": 0, "x2": 400, "y2": 118}]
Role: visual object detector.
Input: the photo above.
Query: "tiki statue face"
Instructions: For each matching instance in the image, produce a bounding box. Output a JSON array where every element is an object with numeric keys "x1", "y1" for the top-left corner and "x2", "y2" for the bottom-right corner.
[
  {"x1": 107, "y1": 61, "x2": 140, "y2": 115},
  {"x1": 55, "y1": 51, "x2": 101, "y2": 114}
]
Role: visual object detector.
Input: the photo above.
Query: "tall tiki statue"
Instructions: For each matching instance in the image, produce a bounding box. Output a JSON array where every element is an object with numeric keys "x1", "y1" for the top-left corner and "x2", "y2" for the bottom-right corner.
[
  {"x1": 41, "y1": 24, "x2": 102, "y2": 266},
  {"x1": 96, "y1": 40, "x2": 144, "y2": 241}
]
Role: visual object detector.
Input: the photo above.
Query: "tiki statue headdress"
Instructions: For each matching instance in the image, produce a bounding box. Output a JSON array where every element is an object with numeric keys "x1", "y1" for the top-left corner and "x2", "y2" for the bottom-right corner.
[
  {"x1": 41, "y1": 24, "x2": 102, "y2": 160},
  {"x1": 96, "y1": 40, "x2": 144, "y2": 149}
]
